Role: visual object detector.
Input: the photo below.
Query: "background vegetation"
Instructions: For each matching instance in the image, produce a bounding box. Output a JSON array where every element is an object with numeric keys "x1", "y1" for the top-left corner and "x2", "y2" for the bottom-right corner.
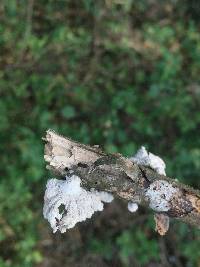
[{"x1": 0, "y1": 0, "x2": 200, "y2": 266}]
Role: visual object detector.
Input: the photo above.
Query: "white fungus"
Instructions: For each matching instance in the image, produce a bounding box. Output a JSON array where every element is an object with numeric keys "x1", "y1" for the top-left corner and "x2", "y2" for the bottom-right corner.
[
  {"x1": 130, "y1": 146, "x2": 178, "y2": 212},
  {"x1": 128, "y1": 146, "x2": 170, "y2": 212},
  {"x1": 130, "y1": 146, "x2": 166, "y2": 175},
  {"x1": 90, "y1": 189, "x2": 114, "y2": 203},
  {"x1": 127, "y1": 202, "x2": 138, "y2": 212},
  {"x1": 145, "y1": 180, "x2": 178, "y2": 212},
  {"x1": 43, "y1": 175, "x2": 113, "y2": 233}
]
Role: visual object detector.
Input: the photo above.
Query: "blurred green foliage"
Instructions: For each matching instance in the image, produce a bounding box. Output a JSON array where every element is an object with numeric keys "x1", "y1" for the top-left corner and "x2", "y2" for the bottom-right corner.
[
  {"x1": 0, "y1": 0, "x2": 200, "y2": 266},
  {"x1": 116, "y1": 228, "x2": 159, "y2": 265}
]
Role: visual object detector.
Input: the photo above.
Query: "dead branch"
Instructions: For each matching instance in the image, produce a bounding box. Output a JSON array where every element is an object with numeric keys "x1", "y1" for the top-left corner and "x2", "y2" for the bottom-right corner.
[{"x1": 43, "y1": 129, "x2": 200, "y2": 229}]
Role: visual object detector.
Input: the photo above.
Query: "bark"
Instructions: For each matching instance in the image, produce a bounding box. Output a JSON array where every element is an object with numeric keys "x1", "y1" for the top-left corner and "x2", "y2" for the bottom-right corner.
[{"x1": 43, "y1": 129, "x2": 200, "y2": 229}]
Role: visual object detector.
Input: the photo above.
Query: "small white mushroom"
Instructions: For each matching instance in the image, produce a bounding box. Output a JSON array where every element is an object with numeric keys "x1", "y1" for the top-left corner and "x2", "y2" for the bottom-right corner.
[{"x1": 127, "y1": 202, "x2": 138, "y2": 213}]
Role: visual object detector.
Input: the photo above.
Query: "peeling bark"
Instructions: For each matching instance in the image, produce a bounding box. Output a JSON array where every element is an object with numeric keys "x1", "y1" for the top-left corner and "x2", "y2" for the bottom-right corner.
[
  {"x1": 154, "y1": 214, "x2": 169, "y2": 236},
  {"x1": 43, "y1": 129, "x2": 200, "y2": 229}
]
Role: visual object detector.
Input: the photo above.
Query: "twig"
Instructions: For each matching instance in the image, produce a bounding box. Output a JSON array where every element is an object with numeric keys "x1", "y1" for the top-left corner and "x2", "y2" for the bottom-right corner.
[{"x1": 43, "y1": 129, "x2": 200, "y2": 229}]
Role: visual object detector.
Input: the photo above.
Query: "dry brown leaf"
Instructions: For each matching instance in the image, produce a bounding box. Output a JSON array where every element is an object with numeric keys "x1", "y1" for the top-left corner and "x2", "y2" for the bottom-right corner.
[{"x1": 154, "y1": 213, "x2": 169, "y2": 236}]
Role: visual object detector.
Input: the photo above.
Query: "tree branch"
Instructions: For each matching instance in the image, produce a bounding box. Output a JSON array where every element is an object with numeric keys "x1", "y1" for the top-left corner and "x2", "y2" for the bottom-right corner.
[{"x1": 43, "y1": 129, "x2": 200, "y2": 229}]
